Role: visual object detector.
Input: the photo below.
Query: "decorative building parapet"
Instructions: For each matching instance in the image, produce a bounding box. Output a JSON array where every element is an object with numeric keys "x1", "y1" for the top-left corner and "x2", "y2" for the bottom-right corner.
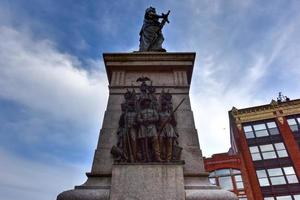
[{"x1": 229, "y1": 99, "x2": 300, "y2": 124}]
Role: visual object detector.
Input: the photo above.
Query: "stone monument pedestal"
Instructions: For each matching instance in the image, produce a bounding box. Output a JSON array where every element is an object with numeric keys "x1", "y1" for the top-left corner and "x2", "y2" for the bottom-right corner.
[
  {"x1": 57, "y1": 52, "x2": 238, "y2": 200},
  {"x1": 110, "y1": 163, "x2": 185, "y2": 200}
]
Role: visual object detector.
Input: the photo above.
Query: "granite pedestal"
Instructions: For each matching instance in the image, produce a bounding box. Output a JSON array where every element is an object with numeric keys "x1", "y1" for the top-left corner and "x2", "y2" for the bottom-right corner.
[
  {"x1": 57, "y1": 52, "x2": 238, "y2": 200},
  {"x1": 110, "y1": 163, "x2": 185, "y2": 200}
]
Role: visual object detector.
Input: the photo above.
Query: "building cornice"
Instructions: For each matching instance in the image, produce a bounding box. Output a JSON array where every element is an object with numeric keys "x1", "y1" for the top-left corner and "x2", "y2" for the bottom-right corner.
[{"x1": 229, "y1": 99, "x2": 300, "y2": 124}]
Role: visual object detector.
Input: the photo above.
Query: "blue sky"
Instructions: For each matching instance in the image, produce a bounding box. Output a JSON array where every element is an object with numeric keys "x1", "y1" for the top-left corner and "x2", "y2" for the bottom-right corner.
[{"x1": 0, "y1": 0, "x2": 300, "y2": 199}]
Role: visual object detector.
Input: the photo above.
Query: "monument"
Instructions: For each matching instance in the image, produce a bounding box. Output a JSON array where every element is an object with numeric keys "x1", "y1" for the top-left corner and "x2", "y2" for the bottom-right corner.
[{"x1": 57, "y1": 7, "x2": 237, "y2": 200}]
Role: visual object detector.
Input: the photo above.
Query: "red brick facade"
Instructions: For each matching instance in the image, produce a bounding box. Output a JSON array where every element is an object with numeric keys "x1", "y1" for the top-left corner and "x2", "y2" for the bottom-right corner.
[
  {"x1": 204, "y1": 151, "x2": 256, "y2": 199},
  {"x1": 276, "y1": 117, "x2": 300, "y2": 179},
  {"x1": 204, "y1": 99, "x2": 300, "y2": 200}
]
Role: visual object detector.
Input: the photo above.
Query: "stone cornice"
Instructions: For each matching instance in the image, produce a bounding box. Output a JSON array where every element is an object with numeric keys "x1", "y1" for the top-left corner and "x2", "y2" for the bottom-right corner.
[
  {"x1": 229, "y1": 99, "x2": 300, "y2": 124},
  {"x1": 103, "y1": 52, "x2": 196, "y2": 85},
  {"x1": 103, "y1": 52, "x2": 196, "y2": 62}
]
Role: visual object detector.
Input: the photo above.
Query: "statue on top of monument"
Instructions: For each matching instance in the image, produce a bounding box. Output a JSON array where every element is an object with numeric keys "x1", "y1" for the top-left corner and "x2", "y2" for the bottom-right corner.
[{"x1": 139, "y1": 7, "x2": 170, "y2": 52}]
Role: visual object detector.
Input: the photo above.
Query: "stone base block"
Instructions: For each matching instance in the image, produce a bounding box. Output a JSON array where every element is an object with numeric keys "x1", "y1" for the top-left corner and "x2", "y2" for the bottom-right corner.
[
  {"x1": 57, "y1": 188, "x2": 109, "y2": 200},
  {"x1": 186, "y1": 188, "x2": 238, "y2": 200},
  {"x1": 110, "y1": 163, "x2": 185, "y2": 200},
  {"x1": 57, "y1": 164, "x2": 237, "y2": 200}
]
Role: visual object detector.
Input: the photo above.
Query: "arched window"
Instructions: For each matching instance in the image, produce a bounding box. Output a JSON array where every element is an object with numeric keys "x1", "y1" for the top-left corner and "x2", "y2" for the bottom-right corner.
[{"x1": 209, "y1": 168, "x2": 247, "y2": 199}]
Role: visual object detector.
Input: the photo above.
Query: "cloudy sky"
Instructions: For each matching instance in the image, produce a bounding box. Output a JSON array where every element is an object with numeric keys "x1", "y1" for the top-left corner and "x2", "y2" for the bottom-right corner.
[{"x1": 1, "y1": 0, "x2": 300, "y2": 199}]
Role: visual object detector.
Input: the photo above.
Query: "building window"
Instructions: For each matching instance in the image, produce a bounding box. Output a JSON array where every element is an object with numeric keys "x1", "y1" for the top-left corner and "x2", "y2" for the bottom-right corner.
[
  {"x1": 209, "y1": 168, "x2": 246, "y2": 197},
  {"x1": 256, "y1": 166, "x2": 298, "y2": 187},
  {"x1": 238, "y1": 195, "x2": 247, "y2": 200},
  {"x1": 254, "y1": 124, "x2": 269, "y2": 137},
  {"x1": 276, "y1": 197, "x2": 292, "y2": 200},
  {"x1": 256, "y1": 169, "x2": 270, "y2": 186},
  {"x1": 287, "y1": 117, "x2": 300, "y2": 133},
  {"x1": 283, "y1": 167, "x2": 299, "y2": 184},
  {"x1": 243, "y1": 121, "x2": 280, "y2": 139},
  {"x1": 219, "y1": 176, "x2": 233, "y2": 190},
  {"x1": 209, "y1": 168, "x2": 235, "y2": 190},
  {"x1": 264, "y1": 195, "x2": 300, "y2": 200},
  {"x1": 243, "y1": 125, "x2": 255, "y2": 139},
  {"x1": 274, "y1": 143, "x2": 288, "y2": 157},
  {"x1": 235, "y1": 174, "x2": 244, "y2": 189},
  {"x1": 294, "y1": 195, "x2": 300, "y2": 200},
  {"x1": 209, "y1": 177, "x2": 216, "y2": 185},
  {"x1": 268, "y1": 168, "x2": 287, "y2": 185},
  {"x1": 249, "y1": 142, "x2": 288, "y2": 161}
]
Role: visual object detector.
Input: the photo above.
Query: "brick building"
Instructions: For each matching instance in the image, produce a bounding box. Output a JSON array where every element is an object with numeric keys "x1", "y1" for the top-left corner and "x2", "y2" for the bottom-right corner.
[
  {"x1": 204, "y1": 97, "x2": 300, "y2": 200},
  {"x1": 204, "y1": 150, "x2": 247, "y2": 199}
]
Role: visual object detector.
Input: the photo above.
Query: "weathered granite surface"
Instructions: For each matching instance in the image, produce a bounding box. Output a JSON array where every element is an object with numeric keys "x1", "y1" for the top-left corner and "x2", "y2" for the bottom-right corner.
[
  {"x1": 57, "y1": 189, "x2": 109, "y2": 200},
  {"x1": 57, "y1": 52, "x2": 237, "y2": 200},
  {"x1": 186, "y1": 189, "x2": 238, "y2": 200},
  {"x1": 110, "y1": 164, "x2": 185, "y2": 200}
]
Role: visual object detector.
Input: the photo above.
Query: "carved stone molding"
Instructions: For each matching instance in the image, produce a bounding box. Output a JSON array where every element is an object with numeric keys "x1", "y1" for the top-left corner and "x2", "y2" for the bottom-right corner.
[{"x1": 230, "y1": 99, "x2": 300, "y2": 124}]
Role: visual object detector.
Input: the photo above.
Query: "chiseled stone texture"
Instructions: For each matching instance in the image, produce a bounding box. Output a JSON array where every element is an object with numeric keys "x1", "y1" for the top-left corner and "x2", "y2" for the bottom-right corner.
[
  {"x1": 90, "y1": 52, "x2": 204, "y2": 176},
  {"x1": 57, "y1": 189, "x2": 109, "y2": 200},
  {"x1": 186, "y1": 189, "x2": 238, "y2": 200},
  {"x1": 57, "y1": 52, "x2": 238, "y2": 200},
  {"x1": 110, "y1": 164, "x2": 185, "y2": 200}
]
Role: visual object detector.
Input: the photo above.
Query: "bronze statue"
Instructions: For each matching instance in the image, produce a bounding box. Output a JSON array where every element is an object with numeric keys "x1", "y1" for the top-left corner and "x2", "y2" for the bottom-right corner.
[
  {"x1": 111, "y1": 103, "x2": 128, "y2": 162},
  {"x1": 137, "y1": 97, "x2": 161, "y2": 162},
  {"x1": 139, "y1": 7, "x2": 170, "y2": 52},
  {"x1": 159, "y1": 101, "x2": 177, "y2": 161},
  {"x1": 124, "y1": 100, "x2": 138, "y2": 162},
  {"x1": 111, "y1": 91, "x2": 138, "y2": 162},
  {"x1": 148, "y1": 85, "x2": 159, "y2": 111},
  {"x1": 111, "y1": 77, "x2": 183, "y2": 163}
]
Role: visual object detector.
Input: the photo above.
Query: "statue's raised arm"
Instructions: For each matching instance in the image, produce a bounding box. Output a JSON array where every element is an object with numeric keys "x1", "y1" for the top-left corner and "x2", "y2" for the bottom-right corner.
[{"x1": 139, "y1": 7, "x2": 170, "y2": 52}]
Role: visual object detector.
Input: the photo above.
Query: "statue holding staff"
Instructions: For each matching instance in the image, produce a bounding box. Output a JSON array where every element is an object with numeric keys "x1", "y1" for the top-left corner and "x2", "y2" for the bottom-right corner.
[{"x1": 139, "y1": 7, "x2": 170, "y2": 52}]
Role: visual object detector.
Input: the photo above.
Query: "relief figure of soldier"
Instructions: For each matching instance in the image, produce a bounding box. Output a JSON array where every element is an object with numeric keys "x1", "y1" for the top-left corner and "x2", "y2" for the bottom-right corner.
[
  {"x1": 137, "y1": 97, "x2": 162, "y2": 162},
  {"x1": 113, "y1": 100, "x2": 138, "y2": 162},
  {"x1": 113, "y1": 103, "x2": 127, "y2": 162},
  {"x1": 159, "y1": 101, "x2": 177, "y2": 161},
  {"x1": 124, "y1": 100, "x2": 138, "y2": 162}
]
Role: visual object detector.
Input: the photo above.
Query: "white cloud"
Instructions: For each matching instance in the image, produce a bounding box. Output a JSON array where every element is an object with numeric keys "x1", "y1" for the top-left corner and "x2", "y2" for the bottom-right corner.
[
  {"x1": 0, "y1": 148, "x2": 87, "y2": 200},
  {"x1": 187, "y1": 2, "x2": 300, "y2": 156},
  {"x1": 0, "y1": 25, "x2": 105, "y2": 199},
  {"x1": 0, "y1": 26, "x2": 108, "y2": 126}
]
